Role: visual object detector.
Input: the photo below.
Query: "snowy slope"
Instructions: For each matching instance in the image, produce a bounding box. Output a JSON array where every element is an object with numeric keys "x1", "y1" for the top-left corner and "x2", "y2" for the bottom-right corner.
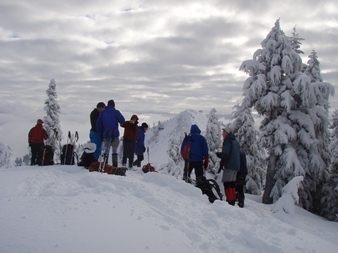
[{"x1": 0, "y1": 165, "x2": 337, "y2": 253}]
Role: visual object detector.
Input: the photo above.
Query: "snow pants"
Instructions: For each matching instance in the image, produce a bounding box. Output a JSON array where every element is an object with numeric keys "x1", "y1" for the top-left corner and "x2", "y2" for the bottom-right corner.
[
  {"x1": 89, "y1": 130, "x2": 102, "y2": 160},
  {"x1": 122, "y1": 139, "x2": 135, "y2": 168},
  {"x1": 222, "y1": 169, "x2": 237, "y2": 205}
]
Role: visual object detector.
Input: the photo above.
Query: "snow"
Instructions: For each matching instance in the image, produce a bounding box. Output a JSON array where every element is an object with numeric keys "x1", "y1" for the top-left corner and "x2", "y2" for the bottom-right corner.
[{"x1": 0, "y1": 166, "x2": 337, "y2": 253}]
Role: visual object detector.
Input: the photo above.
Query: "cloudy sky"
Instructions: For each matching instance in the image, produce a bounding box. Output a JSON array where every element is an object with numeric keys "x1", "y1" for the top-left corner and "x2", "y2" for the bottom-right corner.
[{"x1": 1, "y1": 0, "x2": 337, "y2": 157}]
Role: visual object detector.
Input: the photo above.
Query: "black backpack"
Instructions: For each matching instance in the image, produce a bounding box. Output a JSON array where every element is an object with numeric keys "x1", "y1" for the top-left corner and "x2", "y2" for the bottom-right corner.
[
  {"x1": 78, "y1": 152, "x2": 97, "y2": 169},
  {"x1": 37, "y1": 145, "x2": 54, "y2": 166},
  {"x1": 61, "y1": 144, "x2": 75, "y2": 165},
  {"x1": 196, "y1": 176, "x2": 223, "y2": 203}
]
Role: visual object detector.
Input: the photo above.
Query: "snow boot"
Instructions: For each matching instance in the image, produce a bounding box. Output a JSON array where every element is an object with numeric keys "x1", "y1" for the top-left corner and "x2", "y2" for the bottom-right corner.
[{"x1": 112, "y1": 153, "x2": 118, "y2": 167}]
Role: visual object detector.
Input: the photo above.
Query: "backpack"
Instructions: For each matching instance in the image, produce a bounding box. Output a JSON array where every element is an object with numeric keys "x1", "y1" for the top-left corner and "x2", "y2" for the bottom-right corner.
[
  {"x1": 88, "y1": 161, "x2": 126, "y2": 176},
  {"x1": 196, "y1": 176, "x2": 223, "y2": 203},
  {"x1": 181, "y1": 133, "x2": 191, "y2": 160},
  {"x1": 142, "y1": 163, "x2": 157, "y2": 173},
  {"x1": 37, "y1": 145, "x2": 54, "y2": 166},
  {"x1": 78, "y1": 152, "x2": 97, "y2": 169},
  {"x1": 61, "y1": 144, "x2": 75, "y2": 165}
]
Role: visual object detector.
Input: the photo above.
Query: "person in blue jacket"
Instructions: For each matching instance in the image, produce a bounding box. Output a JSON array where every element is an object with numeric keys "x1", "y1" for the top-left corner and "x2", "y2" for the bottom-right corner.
[
  {"x1": 181, "y1": 124, "x2": 209, "y2": 182},
  {"x1": 133, "y1": 123, "x2": 149, "y2": 167},
  {"x1": 236, "y1": 150, "x2": 248, "y2": 208},
  {"x1": 217, "y1": 125, "x2": 241, "y2": 206},
  {"x1": 96, "y1": 99, "x2": 125, "y2": 167}
]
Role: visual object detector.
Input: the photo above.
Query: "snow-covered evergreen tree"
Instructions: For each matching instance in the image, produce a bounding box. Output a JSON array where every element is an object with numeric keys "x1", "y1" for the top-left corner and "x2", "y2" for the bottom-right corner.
[
  {"x1": 0, "y1": 141, "x2": 14, "y2": 168},
  {"x1": 321, "y1": 109, "x2": 338, "y2": 221},
  {"x1": 304, "y1": 50, "x2": 335, "y2": 213},
  {"x1": 289, "y1": 26, "x2": 304, "y2": 55},
  {"x1": 231, "y1": 101, "x2": 265, "y2": 195},
  {"x1": 239, "y1": 19, "x2": 323, "y2": 207},
  {"x1": 43, "y1": 79, "x2": 63, "y2": 163},
  {"x1": 162, "y1": 137, "x2": 183, "y2": 178},
  {"x1": 205, "y1": 108, "x2": 221, "y2": 175}
]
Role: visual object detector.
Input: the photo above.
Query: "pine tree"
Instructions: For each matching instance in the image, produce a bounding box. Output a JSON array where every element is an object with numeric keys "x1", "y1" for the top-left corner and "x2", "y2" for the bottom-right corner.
[
  {"x1": 0, "y1": 141, "x2": 14, "y2": 168},
  {"x1": 43, "y1": 79, "x2": 63, "y2": 163},
  {"x1": 231, "y1": 100, "x2": 265, "y2": 195},
  {"x1": 289, "y1": 26, "x2": 304, "y2": 55},
  {"x1": 321, "y1": 109, "x2": 338, "y2": 221},
  {"x1": 303, "y1": 50, "x2": 335, "y2": 213},
  {"x1": 205, "y1": 108, "x2": 221, "y2": 175},
  {"x1": 239, "y1": 19, "x2": 315, "y2": 204}
]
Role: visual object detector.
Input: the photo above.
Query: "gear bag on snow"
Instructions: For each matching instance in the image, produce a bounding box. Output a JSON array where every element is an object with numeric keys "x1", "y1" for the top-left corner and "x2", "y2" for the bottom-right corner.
[
  {"x1": 37, "y1": 145, "x2": 54, "y2": 166},
  {"x1": 88, "y1": 161, "x2": 126, "y2": 176},
  {"x1": 142, "y1": 147, "x2": 157, "y2": 173},
  {"x1": 195, "y1": 176, "x2": 223, "y2": 203},
  {"x1": 61, "y1": 144, "x2": 75, "y2": 165},
  {"x1": 78, "y1": 143, "x2": 97, "y2": 169}
]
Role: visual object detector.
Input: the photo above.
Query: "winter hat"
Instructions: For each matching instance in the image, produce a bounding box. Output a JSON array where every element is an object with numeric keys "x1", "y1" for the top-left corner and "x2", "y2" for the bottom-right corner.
[
  {"x1": 37, "y1": 119, "x2": 44, "y2": 124},
  {"x1": 107, "y1": 100, "x2": 115, "y2": 107},
  {"x1": 131, "y1": 114, "x2": 139, "y2": 120},
  {"x1": 222, "y1": 125, "x2": 232, "y2": 133},
  {"x1": 142, "y1": 122, "x2": 149, "y2": 129},
  {"x1": 96, "y1": 102, "x2": 105, "y2": 109}
]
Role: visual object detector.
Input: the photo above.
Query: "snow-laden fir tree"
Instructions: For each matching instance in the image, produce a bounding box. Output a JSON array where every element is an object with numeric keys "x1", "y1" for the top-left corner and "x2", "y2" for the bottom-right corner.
[
  {"x1": 321, "y1": 109, "x2": 338, "y2": 221},
  {"x1": 289, "y1": 26, "x2": 304, "y2": 55},
  {"x1": 43, "y1": 79, "x2": 63, "y2": 163},
  {"x1": 231, "y1": 100, "x2": 265, "y2": 195},
  {"x1": 162, "y1": 137, "x2": 183, "y2": 178},
  {"x1": 205, "y1": 108, "x2": 221, "y2": 175},
  {"x1": 239, "y1": 19, "x2": 323, "y2": 206},
  {"x1": 0, "y1": 141, "x2": 14, "y2": 168},
  {"x1": 304, "y1": 49, "x2": 335, "y2": 213}
]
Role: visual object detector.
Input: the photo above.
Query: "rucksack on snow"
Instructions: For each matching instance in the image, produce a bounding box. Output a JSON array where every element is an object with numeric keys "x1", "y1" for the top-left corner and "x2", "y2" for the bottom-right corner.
[{"x1": 195, "y1": 176, "x2": 223, "y2": 203}]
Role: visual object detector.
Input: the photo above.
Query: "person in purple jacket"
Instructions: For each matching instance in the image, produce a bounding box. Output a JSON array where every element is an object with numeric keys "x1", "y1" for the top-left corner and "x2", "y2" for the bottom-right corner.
[
  {"x1": 133, "y1": 123, "x2": 148, "y2": 168},
  {"x1": 96, "y1": 100, "x2": 125, "y2": 167}
]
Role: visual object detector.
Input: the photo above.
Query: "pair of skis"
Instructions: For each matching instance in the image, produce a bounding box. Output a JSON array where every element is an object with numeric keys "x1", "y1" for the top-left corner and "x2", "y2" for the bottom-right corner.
[
  {"x1": 63, "y1": 131, "x2": 79, "y2": 165},
  {"x1": 98, "y1": 137, "x2": 113, "y2": 172}
]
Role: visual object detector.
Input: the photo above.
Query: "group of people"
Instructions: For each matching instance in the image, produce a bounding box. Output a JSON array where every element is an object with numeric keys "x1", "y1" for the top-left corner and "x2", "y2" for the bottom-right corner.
[
  {"x1": 181, "y1": 124, "x2": 247, "y2": 208},
  {"x1": 89, "y1": 100, "x2": 149, "y2": 170},
  {"x1": 28, "y1": 100, "x2": 247, "y2": 207}
]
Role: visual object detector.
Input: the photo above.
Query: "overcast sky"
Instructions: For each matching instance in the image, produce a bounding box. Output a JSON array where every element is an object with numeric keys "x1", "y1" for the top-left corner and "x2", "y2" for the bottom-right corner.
[{"x1": 1, "y1": 0, "x2": 337, "y2": 157}]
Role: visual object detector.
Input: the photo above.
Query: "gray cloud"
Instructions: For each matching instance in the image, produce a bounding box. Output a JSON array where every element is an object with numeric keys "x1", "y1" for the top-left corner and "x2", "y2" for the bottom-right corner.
[{"x1": 1, "y1": 0, "x2": 337, "y2": 157}]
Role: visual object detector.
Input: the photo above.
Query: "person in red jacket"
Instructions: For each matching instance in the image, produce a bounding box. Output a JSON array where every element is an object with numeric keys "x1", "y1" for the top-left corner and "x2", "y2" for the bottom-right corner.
[
  {"x1": 121, "y1": 115, "x2": 139, "y2": 169},
  {"x1": 28, "y1": 119, "x2": 48, "y2": 165}
]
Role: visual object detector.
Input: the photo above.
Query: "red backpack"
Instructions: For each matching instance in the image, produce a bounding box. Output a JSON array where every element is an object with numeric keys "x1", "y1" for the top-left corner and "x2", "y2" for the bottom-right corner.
[{"x1": 181, "y1": 133, "x2": 191, "y2": 160}]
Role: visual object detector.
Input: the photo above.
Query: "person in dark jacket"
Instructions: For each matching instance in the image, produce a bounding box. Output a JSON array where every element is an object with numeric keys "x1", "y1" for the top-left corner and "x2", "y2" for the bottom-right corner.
[
  {"x1": 28, "y1": 119, "x2": 49, "y2": 165},
  {"x1": 217, "y1": 125, "x2": 241, "y2": 205},
  {"x1": 89, "y1": 102, "x2": 105, "y2": 160},
  {"x1": 181, "y1": 124, "x2": 209, "y2": 182},
  {"x1": 133, "y1": 123, "x2": 148, "y2": 167},
  {"x1": 236, "y1": 150, "x2": 248, "y2": 208},
  {"x1": 121, "y1": 114, "x2": 139, "y2": 169},
  {"x1": 96, "y1": 100, "x2": 125, "y2": 167}
]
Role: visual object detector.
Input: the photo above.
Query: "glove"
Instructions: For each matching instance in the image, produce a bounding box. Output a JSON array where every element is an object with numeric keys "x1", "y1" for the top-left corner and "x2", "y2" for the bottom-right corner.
[
  {"x1": 203, "y1": 157, "x2": 209, "y2": 169},
  {"x1": 218, "y1": 159, "x2": 225, "y2": 173},
  {"x1": 216, "y1": 152, "x2": 222, "y2": 159}
]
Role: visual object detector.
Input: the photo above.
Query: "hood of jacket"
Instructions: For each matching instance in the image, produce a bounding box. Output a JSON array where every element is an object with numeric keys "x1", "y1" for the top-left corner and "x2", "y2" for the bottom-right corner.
[{"x1": 190, "y1": 124, "x2": 201, "y2": 134}]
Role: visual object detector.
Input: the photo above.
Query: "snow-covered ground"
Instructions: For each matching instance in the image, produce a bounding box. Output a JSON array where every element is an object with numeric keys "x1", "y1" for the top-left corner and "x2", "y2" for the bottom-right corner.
[{"x1": 1, "y1": 165, "x2": 337, "y2": 253}]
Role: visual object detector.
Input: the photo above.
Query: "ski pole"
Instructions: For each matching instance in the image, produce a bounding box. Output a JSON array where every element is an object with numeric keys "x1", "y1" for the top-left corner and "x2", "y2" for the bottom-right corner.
[{"x1": 63, "y1": 131, "x2": 71, "y2": 164}]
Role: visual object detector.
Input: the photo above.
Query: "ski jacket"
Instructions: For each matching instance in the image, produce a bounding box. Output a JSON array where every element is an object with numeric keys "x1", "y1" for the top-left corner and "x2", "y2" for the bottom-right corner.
[
  {"x1": 135, "y1": 126, "x2": 146, "y2": 154},
  {"x1": 220, "y1": 133, "x2": 240, "y2": 173},
  {"x1": 96, "y1": 106, "x2": 125, "y2": 139},
  {"x1": 90, "y1": 108, "x2": 100, "y2": 132},
  {"x1": 187, "y1": 124, "x2": 209, "y2": 162},
  {"x1": 121, "y1": 115, "x2": 139, "y2": 142},
  {"x1": 28, "y1": 124, "x2": 48, "y2": 144}
]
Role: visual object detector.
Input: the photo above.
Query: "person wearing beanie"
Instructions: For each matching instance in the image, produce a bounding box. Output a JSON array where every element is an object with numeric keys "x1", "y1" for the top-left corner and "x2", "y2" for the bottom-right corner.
[
  {"x1": 89, "y1": 102, "x2": 106, "y2": 160},
  {"x1": 121, "y1": 114, "x2": 139, "y2": 169},
  {"x1": 28, "y1": 119, "x2": 49, "y2": 165},
  {"x1": 216, "y1": 125, "x2": 241, "y2": 206},
  {"x1": 133, "y1": 122, "x2": 149, "y2": 167},
  {"x1": 96, "y1": 99, "x2": 125, "y2": 167}
]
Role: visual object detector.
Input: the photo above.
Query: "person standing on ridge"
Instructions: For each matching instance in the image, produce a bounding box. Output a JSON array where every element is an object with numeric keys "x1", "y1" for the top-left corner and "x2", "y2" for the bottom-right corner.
[
  {"x1": 182, "y1": 124, "x2": 209, "y2": 182},
  {"x1": 96, "y1": 100, "x2": 125, "y2": 167},
  {"x1": 121, "y1": 114, "x2": 139, "y2": 169},
  {"x1": 133, "y1": 122, "x2": 148, "y2": 168},
  {"x1": 217, "y1": 126, "x2": 241, "y2": 206},
  {"x1": 89, "y1": 102, "x2": 105, "y2": 160},
  {"x1": 28, "y1": 119, "x2": 49, "y2": 165}
]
